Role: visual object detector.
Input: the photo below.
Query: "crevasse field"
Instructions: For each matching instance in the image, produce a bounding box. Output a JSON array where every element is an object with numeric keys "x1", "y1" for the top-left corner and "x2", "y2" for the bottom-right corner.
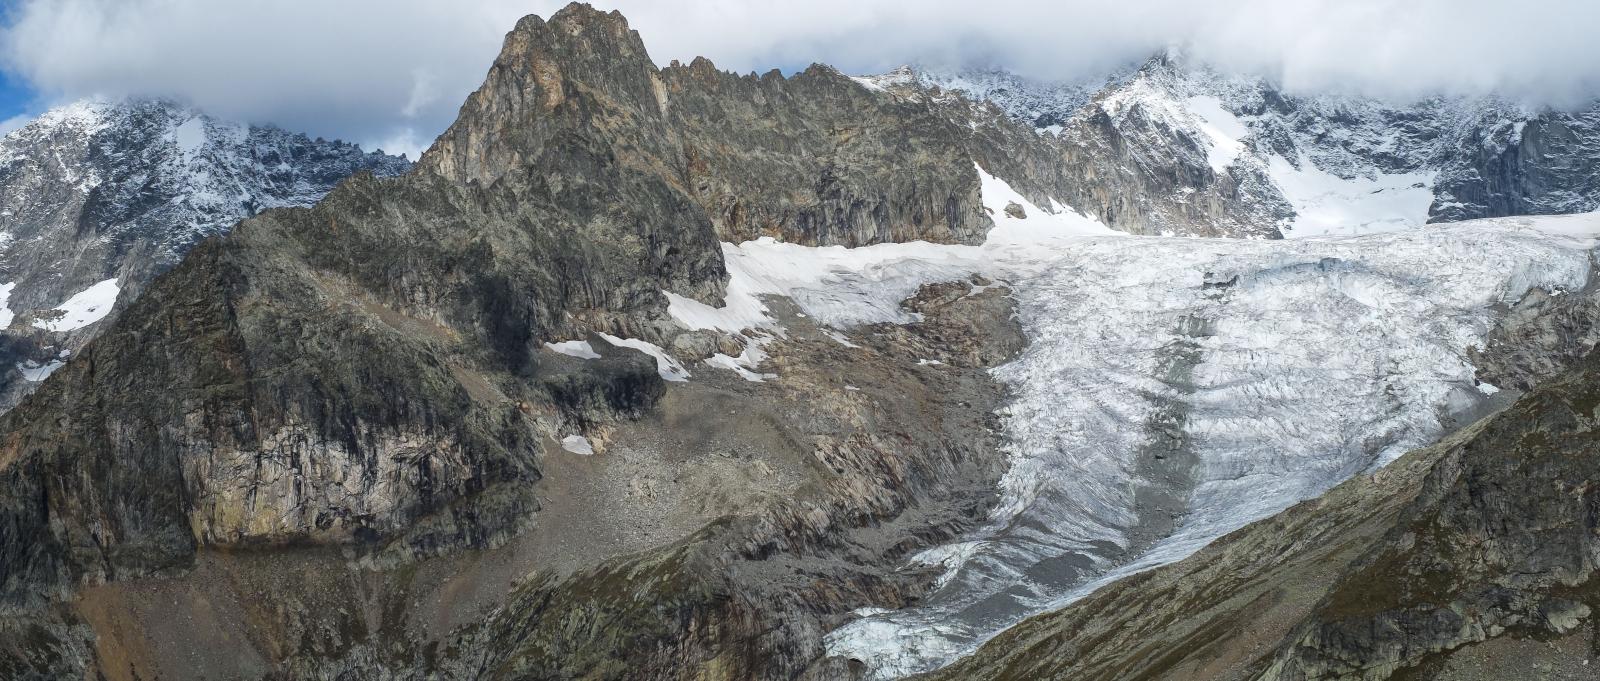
[{"x1": 664, "y1": 168, "x2": 1600, "y2": 678}]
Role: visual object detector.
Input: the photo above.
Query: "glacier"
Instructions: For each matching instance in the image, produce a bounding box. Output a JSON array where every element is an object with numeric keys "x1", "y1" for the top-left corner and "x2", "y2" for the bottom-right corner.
[
  {"x1": 824, "y1": 212, "x2": 1599, "y2": 677},
  {"x1": 664, "y1": 166, "x2": 1600, "y2": 678}
]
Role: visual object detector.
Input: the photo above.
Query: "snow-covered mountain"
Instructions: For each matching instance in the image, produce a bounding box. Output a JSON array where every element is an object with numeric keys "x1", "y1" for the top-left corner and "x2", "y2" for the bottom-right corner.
[
  {"x1": 863, "y1": 58, "x2": 1600, "y2": 239},
  {"x1": 856, "y1": 64, "x2": 1135, "y2": 131},
  {"x1": 0, "y1": 98, "x2": 410, "y2": 409}
]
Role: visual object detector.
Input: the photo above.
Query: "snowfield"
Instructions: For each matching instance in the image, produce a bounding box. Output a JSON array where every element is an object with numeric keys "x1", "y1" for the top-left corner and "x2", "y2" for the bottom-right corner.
[
  {"x1": 661, "y1": 166, "x2": 1600, "y2": 678},
  {"x1": 31, "y1": 278, "x2": 120, "y2": 333}
]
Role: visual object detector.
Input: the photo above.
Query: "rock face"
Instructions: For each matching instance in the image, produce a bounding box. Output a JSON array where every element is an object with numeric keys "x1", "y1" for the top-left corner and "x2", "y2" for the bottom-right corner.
[
  {"x1": 0, "y1": 99, "x2": 410, "y2": 411},
  {"x1": 1431, "y1": 105, "x2": 1600, "y2": 222},
  {"x1": 856, "y1": 60, "x2": 1288, "y2": 239},
  {"x1": 421, "y1": 10, "x2": 1000, "y2": 248},
  {"x1": 892, "y1": 58, "x2": 1600, "y2": 237}
]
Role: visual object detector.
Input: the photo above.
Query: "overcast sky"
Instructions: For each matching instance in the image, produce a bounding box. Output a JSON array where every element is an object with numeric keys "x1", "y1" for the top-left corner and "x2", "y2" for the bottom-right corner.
[{"x1": 2, "y1": 0, "x2": 1598, "y2": 157}]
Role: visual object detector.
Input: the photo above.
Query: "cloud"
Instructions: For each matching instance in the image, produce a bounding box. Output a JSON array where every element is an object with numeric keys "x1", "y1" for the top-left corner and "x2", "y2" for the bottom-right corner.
[
  {"x1": 0, "y1": 113, "x2": 29, "y2": 136},
  {"x1": 2, "y1": 0, "x2": 1598, "y2": 154}
]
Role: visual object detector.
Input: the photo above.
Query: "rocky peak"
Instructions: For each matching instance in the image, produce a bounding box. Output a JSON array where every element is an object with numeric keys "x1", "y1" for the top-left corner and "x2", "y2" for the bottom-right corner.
[
  {"x1": 421, "y1": 3, "x2": 663, "y2": 187},
  {"x1": 426, "y1": 2, "x2": 1001, "y2": 248}
]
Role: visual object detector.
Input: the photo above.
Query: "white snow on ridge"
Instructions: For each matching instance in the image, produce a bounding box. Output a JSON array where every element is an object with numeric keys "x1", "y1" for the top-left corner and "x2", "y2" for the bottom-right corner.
[
  {"x1": 32, "y1": 278, "x2": 120, "y2": 333},
  {"x1": 849, "y1": 76, "x2": 888, "y2": 93},
  {"x1": 545, "y1": 339, "x2": 601, "y2": 359}
]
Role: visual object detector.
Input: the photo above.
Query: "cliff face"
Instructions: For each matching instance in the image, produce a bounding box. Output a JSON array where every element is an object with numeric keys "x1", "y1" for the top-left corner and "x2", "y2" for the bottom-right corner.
[{"x1": 1431, "y1": 106, "x2": 1600, "y2": 223}]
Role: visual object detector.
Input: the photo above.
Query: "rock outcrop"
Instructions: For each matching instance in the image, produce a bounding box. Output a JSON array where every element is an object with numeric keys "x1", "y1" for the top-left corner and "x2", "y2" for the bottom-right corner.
[{"x1": 1431, "y1": 105, "x2": 1600, "y2": 223}]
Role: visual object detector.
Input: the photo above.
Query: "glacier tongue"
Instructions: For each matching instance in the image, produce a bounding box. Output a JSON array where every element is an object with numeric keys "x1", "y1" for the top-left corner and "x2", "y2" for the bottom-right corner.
[{"x1": 743, "y1": 205, "x2": 1597, "y2": 677}]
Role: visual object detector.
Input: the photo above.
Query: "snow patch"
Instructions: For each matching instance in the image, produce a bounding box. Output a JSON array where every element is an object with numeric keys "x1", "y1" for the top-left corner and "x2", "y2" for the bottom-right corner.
[
  {"x1": 16, "y1": 359, "x2": 63, "y2": 382},
  {"x1": 823, "y1": 329, "x2": 860, "y2": 348},
  {"x1": 0, "y1": 282, "x2": 14, "y2": 328},
  {"x1": 704, "y1": 334, "x2": 777, "y2": 382},
  {"x1": 545, "y1": 340, "x2": 601, "y2": 359},
  {"x1": 1185, "y1": 96, "x2": 1248, "y2": 172},
  {"x1": 33, "y1": 278, "x2": 120, "y2": 332},
  {"x1": 560, "y1": 435, "x2": 595, "y2": 456},
  {"x1": 174, "y1": 118, "x2": 207, "y2": 156}
]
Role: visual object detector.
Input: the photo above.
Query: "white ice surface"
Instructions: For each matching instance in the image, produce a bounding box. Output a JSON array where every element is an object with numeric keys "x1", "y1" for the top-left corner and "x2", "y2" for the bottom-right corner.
[
  {"x1": 32, "y1": 278, "x2": 120, "y2": 332},
  {"x1": 659, "y1": 166, "x2": 1600, "y2": 678}
]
